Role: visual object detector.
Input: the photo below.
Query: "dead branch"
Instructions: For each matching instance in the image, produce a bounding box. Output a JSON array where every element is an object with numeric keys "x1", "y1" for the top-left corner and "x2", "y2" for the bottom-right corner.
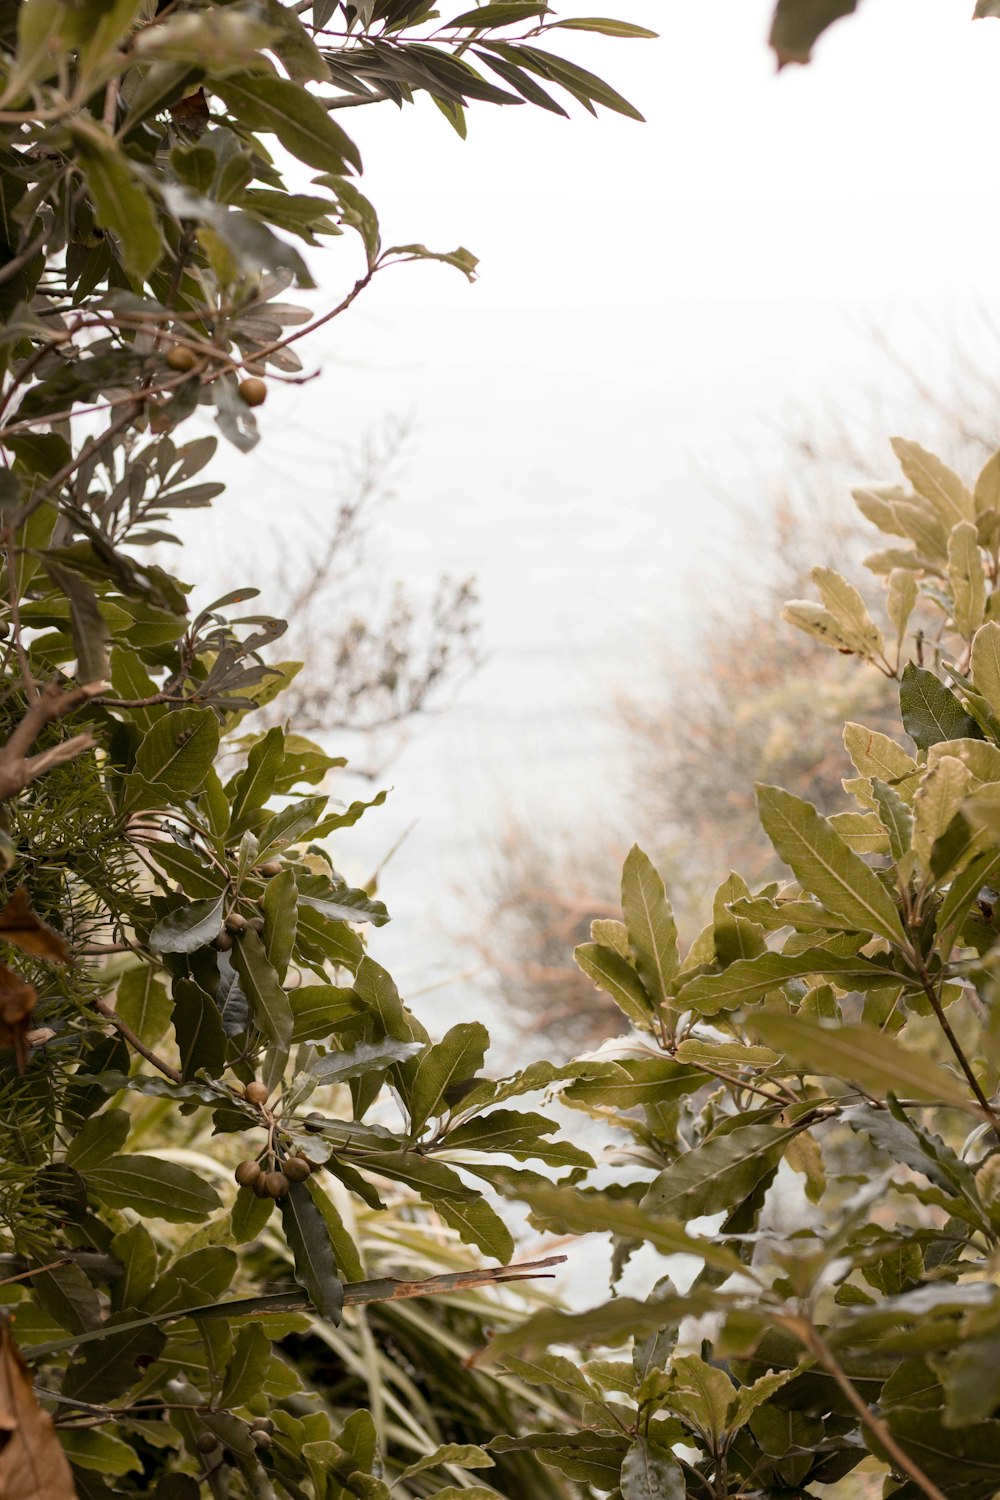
[{"x1": 0, "y1": 681, "x2": 104, "y2": 803}]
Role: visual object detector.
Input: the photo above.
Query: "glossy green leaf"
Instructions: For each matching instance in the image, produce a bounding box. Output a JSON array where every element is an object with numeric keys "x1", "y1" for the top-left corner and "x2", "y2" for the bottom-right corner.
[
  {"x1": 84, "y1": 1155, "x2": 222, "y2": 1222},
  {"x1": 899, "y1": 661, "x2": 983, "y2": 750},
  {"x1": 214, "y1": 73, "x2": 362, "y2": 174},
  {"x1": 149, "y1": 894, "x2": 224, "y2": 955},
  {"x1": 620, "y1": 1437, "x2": 684, "y2": 1499},
  {"x1": 230, "y1": 927, "x2": 292, "y2": 1050},
  {"x1": 279, "y1": 1179, "x2": 343, "y2": 1323}
]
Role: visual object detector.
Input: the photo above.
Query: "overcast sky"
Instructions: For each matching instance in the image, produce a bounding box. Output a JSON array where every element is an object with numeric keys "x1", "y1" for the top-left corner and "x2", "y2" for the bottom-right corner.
[{"x1": 186, "y1": 0, "x2": 1000, "y2": 1017}]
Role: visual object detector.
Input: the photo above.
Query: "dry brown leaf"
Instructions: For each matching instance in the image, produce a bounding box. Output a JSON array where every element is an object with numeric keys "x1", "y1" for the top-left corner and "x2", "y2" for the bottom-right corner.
[
  {"x1": 0, "y1": 888, "x2": 72, "y2": 964},
  {"x1": 0, "y1": 1317, "x2": 77, "y2": 1499},
  {"x1": 0, "y1": 965, "x2": 36, "y2": 1075}
]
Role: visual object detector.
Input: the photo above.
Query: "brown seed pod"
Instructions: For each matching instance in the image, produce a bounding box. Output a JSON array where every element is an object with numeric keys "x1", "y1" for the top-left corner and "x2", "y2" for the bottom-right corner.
[
  {"x1": 258, "y1": 859, "x2": 283, "y2": 878},
  {"x1": 244, "y1": 1081, "x2": 269, "y2": 1107},
  {"x1": 234, "y1": 1160, "x2": 261, "y2": 1188},
  {"x1": 248, "y1": 916, "x2": 265, "y2": 934},
  {"x1": 303, "y1": 1113, "x2": 325, "y2": 1134},
  {"x1": 251, "y1": 1416, "x2": 275, "y2": 1435},
  {"x1": 263, "y1": 1171, "x2": 290, "y2": 1200},
  {"x1": 251, "y1": 1173, "x2": 272, "y2": 1199},
  {"x1": 166, "y1": 344, "x2": 198, "y2": 373},
  {"x1": 282, "y1": 1156, "x2": 311, "y2": 1182},
  {"x1": 212, "y1": 928, "x2": 233, "y2": 952},
  {"x1": 251, "y1": 1430, "x2": 273, "y2": 1450},
  {"x1": 196, "y1": 1432, "x2": 219, "y2": 1455},
  {"x1": 238, "y1": 377, "x2": 267, "y2": 407},
  {"x1": 225, "y1": 912, "x2": 248, "y2": 935}
]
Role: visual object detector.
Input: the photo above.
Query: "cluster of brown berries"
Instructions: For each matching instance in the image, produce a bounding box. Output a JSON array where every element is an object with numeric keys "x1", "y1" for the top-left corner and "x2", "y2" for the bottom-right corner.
[
  {"x1": 164, "y1": 343, "x2": 268, "y2": 408},
  {"x1": 234, "y1": 1082, "x2": 316, "y2": 1198}
]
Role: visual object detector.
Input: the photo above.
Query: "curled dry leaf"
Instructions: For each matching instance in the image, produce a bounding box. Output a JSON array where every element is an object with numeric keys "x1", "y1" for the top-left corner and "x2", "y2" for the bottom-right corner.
[
  {"x1": 0, "y1": 1317, "x2": 77, "y2": 1499},
  {"x1": 0, "y1": 964, "x2": 36, "y2": 1075},
  {"x1": 0, "y1": 889, "x2": 72, "y2": 964}
]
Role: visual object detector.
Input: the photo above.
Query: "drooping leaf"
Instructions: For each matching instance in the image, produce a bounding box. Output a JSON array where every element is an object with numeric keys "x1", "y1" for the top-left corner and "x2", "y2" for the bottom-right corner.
[
  {"x1": 84, "y1": 1155, "x2": 222, "y2": 1222},
  {"x1": 279, "y1": 1180, "x2": 343, "y2": 1323},
  {"x1": 230, "y1": 927, "x2": 292, "y2": 1050}
]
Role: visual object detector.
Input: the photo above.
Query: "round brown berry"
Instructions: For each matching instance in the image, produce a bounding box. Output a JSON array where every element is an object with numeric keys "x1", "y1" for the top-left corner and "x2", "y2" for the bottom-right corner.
[
  {"x1": 263, "y1": 1171, "x2": 289, "y2": 1200},
  {"x1": 196, "y1": 1431, "x2": 219, "y2": 1454},
  {"x1": 259, "y1": 859, "x2": 282, "y2": 877},
  {"x1": 234, "y1": 1160, "x2": 261, "y2": 1188},
  {"x1": 251, "y1": 1416, "x2": 274, "y2": 1435},
  {"x1": 252, "y1": 1173, "x2": 272, "y2": 1199},
  {"x1": 225, "y1": 912, "x2": 248, "y2": 935},
  {"x1": 244, "y1": 1081, "x2": 269, "y2": 1107},
  {"x1": 283, "y1": 1156, "x2": 311, "y2": 1182},
  {"x1": 251, "y1": 1429, "x2": 273, "y2": 1449},
  {"x1": 303, "y1": 1113, "x2": 325, "y2": 1133},
  {"x1": 166, "y1": 344, "x2": 198, "y2": 373},
  {"x1": 238, "y1": 377, "x2": 267, "y2": 407},
  {"x1": 212, "y1": 928, "x2": 233, "y2": 952}
]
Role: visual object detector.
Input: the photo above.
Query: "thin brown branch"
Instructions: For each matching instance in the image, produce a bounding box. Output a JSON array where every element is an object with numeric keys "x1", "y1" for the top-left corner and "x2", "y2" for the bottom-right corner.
[
  {"x1": 94, "y1": 996, "x2": 182, "y2": 1084},
  {"x1": 783, "y1": 1318, "x2": 949, "y2": 1500},
  {"x1": 0, "y1": 681, "x2": 104, "y2": 803},
  {"x1": 914, "y1": 964, "x2": 1000, "y2": 1130}
]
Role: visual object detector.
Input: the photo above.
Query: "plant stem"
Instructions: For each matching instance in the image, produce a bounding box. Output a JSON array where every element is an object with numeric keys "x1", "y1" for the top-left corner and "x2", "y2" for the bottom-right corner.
[
  {"x1": 783, "y1": 1318, "x2": 948, "y2": 1500},
  {"x1": 914, "y1": 965, "x2": 1000, "y2": 1129},
  {"x1": 94, "y1": 996, "x2": 182, "y2": 1083}
]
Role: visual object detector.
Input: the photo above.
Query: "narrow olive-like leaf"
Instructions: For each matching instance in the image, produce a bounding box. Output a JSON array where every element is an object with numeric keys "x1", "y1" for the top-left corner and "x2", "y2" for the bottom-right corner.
[
  {"x1": 641, "y1": 1123, "x2": 796, "y2": 1222},
  {"x1": 262, "y1": 866, "x2": 297, "y2": 981},
  {"x1": 756, "y1": 784, "x2": 906, "y2": 944},
  {"x1": 812, "y1": 565, "x2": 885, "y2": 659},
  {"x1": 948, "y1": 520, "x2": 987, "y2": 638},
  {"x1": 149, "y1": 894, "x2": 224, "y2": 955},
  {"x1": 912, "y1": 755, "x2": 971, "y2": 870},
  {"x1": 310, "y1": 1037, "x2": 423, "y2": 1086},
  {"x1": 935, "y1": 848, "x2": 1000, "y2": 953},
  {"x1": 408, "y1": 1022, "x2": 490, "y2": 1132},
  {"x1": 172, "y1": 977, "x2": 226, "y2": 1081},
  {"x1": 485, "y1": 1285, "x2": 731, "y2": 1360},
  {"x1": 41, "y1": 556, "x2": 110, "y2": 684},
  {"x1": 214, "y1": 73, "x2": 361, "y2": 174},
  {"x1": 750, "y1": 1013, "x2": 972, "y2": 1108},
  {"x1": 400, "y1": 1444, "x2": 494, "y2": 1480},
  {"x1": 575, "y1": 941, "x2": 653, "y2": 1025},
  {"x1": 899, "y1": 662, "x2": 984, "y2": 750},
  {"x1": 230, "y1": 927, "x2": 292, "y2": 1050},
  {"x1": 228, "y1": 725, "x2": 283, "y2": 834},
  {"x1": 621, "y1": 844, "x2": 679, "y2": 1005},
  {"x1": 676, "y1": 947, "x2": 902, "y2": 1015},
  {"x1": 71, "y1": 126, "x2": 162, "y2": 281},
  {"x1": 219, "y1": 1322, "x2": 271, "y2": 1409},
  {"x1": 279, "y1": 1179, "x2": 343, "y2": 1323},
  {"x1": 84, "y1": 1155, "x2": 222, "y2": 1222}
]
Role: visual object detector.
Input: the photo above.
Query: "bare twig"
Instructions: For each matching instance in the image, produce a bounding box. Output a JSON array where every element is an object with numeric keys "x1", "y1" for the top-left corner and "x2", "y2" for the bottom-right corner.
[
  {"x1": 0, "y1": 681, "x2": 104, "y2": 803},
  {"x1": 93, "y1": 996, "x2": 182, "y2": 1084}
]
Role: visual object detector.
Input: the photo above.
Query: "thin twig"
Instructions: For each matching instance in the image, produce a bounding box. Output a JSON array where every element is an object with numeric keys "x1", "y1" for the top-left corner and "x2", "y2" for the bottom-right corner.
[
  {"x1": 0, "y1": 680, "x2": 104, "y2": 802},
  {"x1": 94, "y1": 996, "x2": 182, "y2": 1084},
  {"x1": 782, "y1": 1317, "x2": 949, "y2": 1500}
]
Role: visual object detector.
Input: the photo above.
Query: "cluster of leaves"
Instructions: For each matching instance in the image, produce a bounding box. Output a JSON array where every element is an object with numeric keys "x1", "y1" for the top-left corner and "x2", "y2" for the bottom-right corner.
[
  {"x1": 0, "y1": 1, "x2": 652, "y2": 1496},
  {"x1": 473, "y1": 437, "x2": 1000, "y2": 1499}
]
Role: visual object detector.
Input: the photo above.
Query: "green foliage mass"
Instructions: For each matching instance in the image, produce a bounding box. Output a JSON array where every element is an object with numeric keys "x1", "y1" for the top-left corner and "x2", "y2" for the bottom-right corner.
[{"x1": 5, "y1": 5, "x2": 1000, "y2": 1500}]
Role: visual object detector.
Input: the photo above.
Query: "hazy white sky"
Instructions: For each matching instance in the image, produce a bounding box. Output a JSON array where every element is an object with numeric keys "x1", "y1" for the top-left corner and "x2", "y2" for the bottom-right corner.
[{"x1": 188, "y1": 0, "x2": 1000, "y2": 1013}]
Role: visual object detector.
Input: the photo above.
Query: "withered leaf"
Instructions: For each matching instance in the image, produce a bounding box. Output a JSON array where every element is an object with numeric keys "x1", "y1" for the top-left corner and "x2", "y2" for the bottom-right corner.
[
  {"x1": 0, "y1": 964, "x2": 36, "y2": 1075},
  {"x1": 0, "y1": 889, "x2": 72, "y2": 964},
  {"x1": 0, "y1": 1317, "x2": 77, "y2": 1498}
]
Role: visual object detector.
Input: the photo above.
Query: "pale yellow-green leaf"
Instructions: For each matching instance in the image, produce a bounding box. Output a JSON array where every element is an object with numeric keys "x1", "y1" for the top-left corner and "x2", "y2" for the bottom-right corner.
[
  {"x1": 975, "y1": 448, "x2": 1000, "y2": 517},
  {"x1": 621, "y1": 844, "x2": 679, "y2": 1004},
  {"x1": 811, "y1": 566, "x2": 884, "y2": 659},
  {"x1": 971, "y1": 621, "x2": 1000, "y2": 714},
  {"x1": 912, "y1": 755, "x2": 973, "y2": 870},
  {"x1": 827, "y1": 811, "x2": 890, "y2": 855},
  {"x1": 887, "y1": 568, "x2": 918, "y2": 649},
  {"x1": 842, "y1": 723, "x2": 919, "y2": 801},
  {"x1": 756, "y1": 785, "x2": 906, "y2": 944},
  {"x1": 947, "y1": 520, "x2": 987, "y2": 638},
  {"x1": 891, "y1": 437, "x2": 975, "y2": 527},
  {"x1": 927, "y1": 738, "x2": 1000, "y2": 788},
  {"x1": 781, "y1": 601, "x2": 859, "y2": 655},
  {"x1": 591, "y1": 918, "x2": 630, "y2": 957}
]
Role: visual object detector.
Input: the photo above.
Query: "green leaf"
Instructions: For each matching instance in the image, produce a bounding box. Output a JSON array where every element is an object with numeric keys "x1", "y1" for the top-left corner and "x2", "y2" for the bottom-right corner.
[
  {"x1": 843, "y1": 721, "x2": 919, "y2": 794},
  {"x1": 149, "y1": 894, "x2": 224, "y2": 955},
  {"x1": 756, "y1": 784, "x2": 906, "y2": 944},
  {"x1": 620, "y1": 1437, "x2": 684, "y2": 1499},
  {"x1": 360, "y1": 1152, "x2": 513, "y2": 1260},
  {"x1": 262, "y1": 867, "x2": 297, "y2": 981},
  {"x1": 130, "y1": 707, "x2": 220, "y2": 801},
  {"x1": 400, "y1": 1444, "x2": 495, "y2": 1480},
  {"x1": 65, "y1": 1108, "x2": 129, "y2": 1170},
  {"x1": 575, "y1": 942, "x2": 653, "y2": 1026},
  {"x1": 677, "y1": 948, "x2": 902, "y2": 1015},
  {"x1": 641, "y1": 1123, "x2": 797, "y2": 1223},
  {"x1": 289, "y1": 983, "x2": 360, "y2": 1043},
  {"x1": 84, "y1": 1155, "x2": 222, "y2": 1222},
  {"x1": 352, "y1": 957, "x2": 428, "y2": 1046},
  {"x1": 935, "y1": 848, "x2": 1000, "y2": 953},
  {"x1": 172, "y1": 977, "x2": 226, "y2": 1081},
  {"x1": 41, "y1": 555, "x2": 110, "y2": 684},
  {"x1": 71, "y1": 125, "x2": 162, "y2": 282},
  {"x1": 546, "y1": 15, "x2": 659, "y2": 36},
  {"x1": 448, "y1": 1, "x2": 548, "y2": 24},
  {"x1": 143, "y1": 841, "x2": 225, "y2": 901},
  {"x1": 110, "y1": 1223, "x2": 156, "y2": 1311},
  {"x1": 511, "y1": 1182, "x2": 744, "y2": 1274},
  {"x1": 309, "y1": 1037, "x2": 423, "y2": 1086},
  {"x1": 902, "y1": 663, "x2": 986, "y2": 751},
  {"x1": 219, "y1": 1322, "x2": 271, "y2": 1409},
  {"x1": 486, "y1": 1285, "x2": 730, "y2": 1360},
  {"x1": 750, "y1": 1013, "x2": 972, "y2": 1109},
  {"x1": 279, "y1": 1179, "x2": 343, "y2": 1323},
  {"x1": 61, "y1": 1314, "x2": 166, "y2": 1405},
  {"x1": 214, "y1": 73, "x2": 362, "y2": 175},
  {"x1": 228, "y1": 725, "x2": 284, "y2": 834},
  {"x1": 870, "y1": 778, "x2": 913, "y2": 860},
  {"x1": 725, "y1": 1365, "x2": 799, "y2": 1430},
  {"x1": 621, "y1": 844, "x2": 679, "y2": 1006},
  {"x1": 58, "y1": 1429, "x2": 141, "y2": 1476},
  {"x1": 408, "y1": 1022, "x2": 490, "y2": 1131},
  {"x1": 230, "y1": 927, "x2": 292, "y2": 1050}
]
